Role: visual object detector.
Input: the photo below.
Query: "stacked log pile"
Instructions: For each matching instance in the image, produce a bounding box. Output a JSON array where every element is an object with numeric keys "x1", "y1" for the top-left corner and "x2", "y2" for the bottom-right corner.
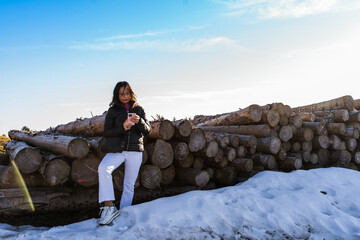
[{"x1": 1, "y1": 95, "x2": 360, "y2": 216}]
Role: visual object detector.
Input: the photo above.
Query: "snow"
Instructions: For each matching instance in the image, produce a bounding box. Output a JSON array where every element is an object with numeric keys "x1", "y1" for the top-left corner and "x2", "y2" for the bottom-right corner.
[{"x1": 1, "y1": 167, "x2": 360, "y2": 239}]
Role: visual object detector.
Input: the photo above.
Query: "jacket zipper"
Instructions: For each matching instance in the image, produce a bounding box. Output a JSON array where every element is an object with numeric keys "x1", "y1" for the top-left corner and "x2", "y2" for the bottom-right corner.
[{"x1": 127, "y1": 110, "x2": 131, "y2": 151}]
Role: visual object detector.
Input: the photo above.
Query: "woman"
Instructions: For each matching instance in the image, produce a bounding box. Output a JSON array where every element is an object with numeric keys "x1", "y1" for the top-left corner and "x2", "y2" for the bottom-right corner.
[{"x1": 97, "y1": 81, "x2": 151, "y2": 225}]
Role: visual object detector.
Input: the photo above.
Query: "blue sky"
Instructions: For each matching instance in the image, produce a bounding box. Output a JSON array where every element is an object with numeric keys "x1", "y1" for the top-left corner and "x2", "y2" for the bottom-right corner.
[{"x1": 1, "y1": 0, "x2": 360, "y2": 135}]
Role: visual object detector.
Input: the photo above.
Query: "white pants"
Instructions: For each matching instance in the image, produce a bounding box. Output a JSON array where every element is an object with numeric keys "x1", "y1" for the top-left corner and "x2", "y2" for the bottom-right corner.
[{"x1": 98, "y1": 151, "x2": 142, "y2": 209}]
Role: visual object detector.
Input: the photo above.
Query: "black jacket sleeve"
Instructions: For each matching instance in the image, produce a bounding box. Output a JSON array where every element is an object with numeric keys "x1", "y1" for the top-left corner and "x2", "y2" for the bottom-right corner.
[
  {"x1": 135, "y1": 107, "x2": 151, "y2": 136},
  {"x1": 103, "y1": 108, "x2": 126, "y2": 137}
]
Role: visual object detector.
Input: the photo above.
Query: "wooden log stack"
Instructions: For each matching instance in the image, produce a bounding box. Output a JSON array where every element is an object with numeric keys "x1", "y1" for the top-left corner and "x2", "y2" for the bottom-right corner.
[{"x1": 1, "y1": 94, "x2": 360, "y2": 217}]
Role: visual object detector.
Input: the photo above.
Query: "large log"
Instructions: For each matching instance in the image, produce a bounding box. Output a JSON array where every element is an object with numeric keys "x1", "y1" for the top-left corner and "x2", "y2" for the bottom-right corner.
[
  {"x1": 328, "y1": 135, "x2": 341, "y2": 150},
  {"x1": 53, "y1": 114, "x2": 106, "y2": 137},
  {"x1": 252, "y1": 153, "x2": 276, "y2": 170},
  {"x1": 316, "y1": 149, "x2": 330, "y2": 167},
  {"x1": 173, "y1": 120, "x2": 192, "y2": 138},
  {"x1": 302, "y1": 122, "x2": 326, "y2": 135},
  {"x1": 188, "y1": 129, "x2": 206, "y2": 152},
  {"x1": 297, "y1": 112, "x2": 316, "y2": 122},
  {"x1": 312, "y1": 109, "x2": 349, "y2": 122},
  {"x1": 70, "y1": 153, "x2": 101, "y2": 187},
  {"x1": 160, "y1": 165, "x2": 176, "y2": 185},
  {"x1": 278, "y1": 125, "x2": 293, "y2": 142},
  {"x1": 330, "y1": 150, "x2": 351, "y2": 167},
  {"x1": 146, "y1": 139, "x2": 174, "y2": 169},
  {"x1": 326, "y1": 123, "x2": 346, "y2": 135},
  {"x1": 196, "y1": 104, "x2": 262, "y2": 127},
  {"x1": 279, "y1": 153, "x2": 302, "y2": 170},
  {"x1": 140, "y1": 165, "x2": 162, "y2": 189},
  {"x1": 302, "y1": 141, "x2": 312, "y2": 152},
  {"x1": 204, "y1": 131, "x2": 229, "y2": 149},
  {"x1": 148, "y1": 120, "x2": 174, "y2": 140},
  {"x1": 175, "y1": 168, "x2": 209, "y2": 187},
  {"x1": 40, "y1": 152, "x2": 71, "y2": 186},
  {"x1": 175, "y1": 152, "x2": 194, "y2": 168},
  {"x1": 344, "y1": 128, "x2": 360, "y2": 139},
  {"x1": 312, "y1": 135, "x2": 330, "y2": 149},
  {"x1": 292, "y1": 95, "x2": 354, "y2": 112},
  {"x1": 354, "y1": 99, "x2": 360, "y2": 110},
  {"x1": 346, "y1": 138, "x2": 357, "y2": 152},
  {"x1": 4, "y1": 140, "x2": 43, "y2": 174},
  {"x1": 192, "y1": 157, "x2": 204, "y2": 170},
  {"x1": 353, "y1": 151, "x2": 360, "y2": 164},
  {"x1": 87, "y1": 137, "x2": 105, "y2": 159},
  {"x1": 194, "y1": 140, "x2": 219, "y2": 158},
  {"x1": 256, "y1": 137, "x2": 281, "y2": 154},
  {"x1": 260, "y1": 107, "x2": 280, "y2": 127},
  {"x1": 197, "y1": 124, "x2": 271, "y2": 138},
  {"x1": 347, "y1": 111, "x2": 360, "y2": 122},
  {"x1": 8, "y1": 130, "x2": 89, "y2": 159},
  {"x1": 171, "y1": 142, "x2": 189, "y2": 161},
  {"x1": 291, "y1": 128, "x2": 314, "y2": 142},
  {"x1": 224, "y1": 147, "x2": 236, "y2": 162},
  {"x1": 288, "y1": 115, "x2": 303, "y2": 128}
]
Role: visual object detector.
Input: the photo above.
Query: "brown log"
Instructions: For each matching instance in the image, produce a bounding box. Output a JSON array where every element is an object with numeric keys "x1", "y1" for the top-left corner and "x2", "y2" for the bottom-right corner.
[
  {"x1": 229, "y1": 158, "x2": 253, "y2": 172},
  {"x1": 347, "y1": 111, "x2": 360, "y2": 122},
  {"x1": 330, "y1": 150, "x2": 351, "y2": 167},
  {"x1": 192, "y1": 157, "x2": 204, "y2": 170},
  {"x1": 175, "y1": 168, "x2": 209, "y2": 187},
  {"x1": 271, "y1": 103, "x2": 285, "y2": 116},
  {"x1": 256, "y1": 137, "x2": 281, "y2": 154},
  {"x1": 269, "y1": 129, "x2": 278, "y2": 137},
  {"x1": 53, "y1": 114, "x2": 106, "y2": 136},
  {"x1": 354, "y1": 99, "x2": 360, "y2": 110},
  {"x1": 146, "y1": 139, "x2": 174, "y2": 169},
  {"x1": 175, "y1": 152, "x2": 194, "y2": 168},
  {"x1": 236, "y1": 146, "x2": 247, "y2": 158},
  {"x1": 292, "y1": 95, "x2": 354, "y2": 112},
  {"x1": 302, "y1": 141, "x2": 312, "y2": 152},
  {"x1": 71, "y1": 153, "x2": 101, "y2": 187},
  {"x1": 278, "y1": 115, "x2": 289, "y2": 126},
  {"x1": 347, "y1": 122, "x2": 360, "y2": 131},
  {"x1": 326, "y1": 123, "x2": 346, "y2": 135},
  {"x1": 302, "y1": 122, "x2": 326, "y2": 135},
  {"x1": 280, "y1": 153, "x2": 302, "y2": 170},
  {"x1": 188, "y1": 129, "x2": 206, "y2": 152},
  {"x1": 297, "y1": 112, "x2": 316, "y2": 122},
  {"x1": 87, "y1": 137, "x2": 105, "y2": 159},
  {"x1": 284, "y1": 105, "x2": 293, "y2": 118},
  {"x1": 173, "y1": 119, "x2": 192, "y2": 138},
  {"x1": 196, "y1": 104, "x2": 263, "y2": 127},
  {"x1": 310, "y1": 152, "x2": 318, "y2": 164},
  {"x1": 291, "y1": 128, "x2": 314, "y2": 142},
  {"x1": 278, "y1": 125, "x2": 293, "y2": 142},
  {"x1": 301, "y1": 151, "x2": 311, "y2": 163},
  {"x1": 204, "y1": 132, "x2": 230, "y2": 149},
  {"x1": 171, "y1": 142, "x2": 189, "y2": 161},
  {"x1": 260, "y1": 108, "x2": 280, "y2": 127},
  {"x1": 315, "y1": 149, "x2": 330, "y2": 167},
  {"x1": 4, "y1": 140, "x2": 43, "y2": 174},
  {"x1": 0, "y1": 153, "x2": 10, "y2": 165},
  {"x1": 148, "y1": 120, "x2": 174, "y2": 140},
  {"x1": 344, "y1": 128, "x2": 360, "y2": 139},
  {"x1": 197, "y1": 124, "x2": 271, "y2": 138},
  {"x1": 328, "y1": 135, "x2": 341, "y2": 150},
  {"x1": 214, "y1": 166, "x2": 237, "y2": 186},
  {"x1": 313, "y1": 110, "x2": 350, "y2": 122},
  {"x1": 8, "y1": 130, "x2": 89, "y2": 159},
  {"x1": 140, "y1": 165, "x2": 162, "y2": 189},
  {"x1": 346, "y1": 138, "x2": 357, "y2": 152},
  {"x1": 353, "y1": 152, "x2": 360, "y2": 164},
  {"x1": 206, "y1": 168, "x2": 214, "y2": 179},
  {"x1": 312, "y1": 135, "x2": 330, "y2": 149},
  {"x1": 252, "y1": 153, "x2": 276, "y2": 170},
  {"x1": 0, "y1": 165, "x2": 45, "y2": 189},
  {"x1": 281, "y1": 141, "x2": 291, "y2": 152},
  {"x1": 195, "y1": 140, "x2": 219, "y2": 158},
  {"x1": 288, "y1": 115, "x2": 303, "y2": 128},
  {"x1": 224, "y1": 147, "x2": 236, "y2": 162},
  {"x1": 291, "y1": 142, "x2": 301, "y2": 152},
  {"x1": 340, "y1": 141, "x2": 346, "y2": 150},
  {"x1": 160, "y1": 165, "x2": 176, "y2": 185},
  {"x1": 40, "y1": 152, "x2": 71, "y2": 186},
  {"x1": 276, "y1": 148, "x2": 287, "y2": 161}
]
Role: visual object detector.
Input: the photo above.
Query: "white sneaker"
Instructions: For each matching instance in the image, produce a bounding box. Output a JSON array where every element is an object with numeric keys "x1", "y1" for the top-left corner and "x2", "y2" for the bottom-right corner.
[{"x1": 97, "y1": 206, "x2": 120, "y2": 225}]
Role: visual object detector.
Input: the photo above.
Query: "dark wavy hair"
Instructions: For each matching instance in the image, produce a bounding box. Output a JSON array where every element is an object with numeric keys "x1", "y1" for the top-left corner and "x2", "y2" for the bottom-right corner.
[{"x1": 109, "y1": 81, "x2": 137, "y2": 108}]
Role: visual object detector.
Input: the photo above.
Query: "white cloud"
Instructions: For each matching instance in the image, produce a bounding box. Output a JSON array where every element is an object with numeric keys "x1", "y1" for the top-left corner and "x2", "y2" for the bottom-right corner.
[
  {"x1": 218, "y1": 0, "x2": 360, "y2": 18},
  {"x1": 70, "y1": 37, "x2": 243, "y2": 52},
  {"x1": 96, "y1": 29, "x2": 182, "y2": 41}
]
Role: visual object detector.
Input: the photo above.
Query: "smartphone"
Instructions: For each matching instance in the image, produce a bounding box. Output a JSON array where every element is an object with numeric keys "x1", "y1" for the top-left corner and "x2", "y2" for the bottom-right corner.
[{"x1": 127, "y1": 113, "x2": 135, "y2": 125}]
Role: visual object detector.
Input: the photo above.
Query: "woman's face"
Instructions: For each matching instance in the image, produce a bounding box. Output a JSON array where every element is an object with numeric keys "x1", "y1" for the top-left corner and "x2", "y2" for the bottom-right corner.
[{"x1": 118, "y1": 86, "x2": 131, "y2": 104}]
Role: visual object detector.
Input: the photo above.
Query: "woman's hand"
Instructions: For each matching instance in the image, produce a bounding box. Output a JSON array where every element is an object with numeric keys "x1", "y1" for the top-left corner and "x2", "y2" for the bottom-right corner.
[
  {"x1": 123, "y1": 120, "x2": 132, "y2": 131},
  {"x1": 132, "y1": 114, "x2": 140, "y2": 124}
]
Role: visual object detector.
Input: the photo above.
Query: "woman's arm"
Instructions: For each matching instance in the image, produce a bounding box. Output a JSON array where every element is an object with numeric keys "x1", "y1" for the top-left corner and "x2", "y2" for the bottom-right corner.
[
  {"x1": 135, "y1": 107, "x2": 151, "y2": 136},
  {"x1": 103, "y1": 108, "x2": 126, "y2": 137}
]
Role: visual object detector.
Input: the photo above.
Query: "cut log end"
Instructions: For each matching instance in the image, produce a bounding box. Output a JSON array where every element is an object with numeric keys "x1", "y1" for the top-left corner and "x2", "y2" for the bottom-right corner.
[{"x1": 68, "y1": 139, "x2": 90, "y2": 159}]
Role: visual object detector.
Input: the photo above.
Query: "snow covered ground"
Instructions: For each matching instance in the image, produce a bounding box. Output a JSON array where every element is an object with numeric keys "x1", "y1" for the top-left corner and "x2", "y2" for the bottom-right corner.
[{"x1": 1, "y1": 167, "x2": 360, "y2": 240}]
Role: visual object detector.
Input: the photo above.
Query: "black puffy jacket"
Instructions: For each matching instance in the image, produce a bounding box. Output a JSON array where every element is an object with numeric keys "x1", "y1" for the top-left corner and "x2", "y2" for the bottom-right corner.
[{"x1": 103, "y1": 101, "x2": 151, "y2": 152}]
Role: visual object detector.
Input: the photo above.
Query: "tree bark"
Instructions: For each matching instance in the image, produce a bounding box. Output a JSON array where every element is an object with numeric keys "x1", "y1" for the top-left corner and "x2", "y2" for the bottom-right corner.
[
  {"x1": 312, "y1": 135, "x2": 330, "y2": 149},
  {"x1": 192, "y1": 157, "x2": 204, "y2": 170},
  {"x1": 160, "y1": 165, "x2": 176, "y2": 185},
  {"x1": 297, "y1": 112, "x2": 316, "y2": 122},
  {"x1": 171, "y1": 141, "x2": 189, "y2": 161},
  {"x1": 236, "y1": 146, "x2": 247, "y2": 158},
  {"x1": 288, "y1": 115, "x2": 303, "y2": 128},
  {"x1": 344, "y1": 128, "x2": 359, "y2": 139},
  {"x1": 326, "y1": 123, "x2": 346, "y2": 135},
  {"x1": 196, "y1": 104, "x2": 263, "y2": 127},
  {"x1": 214, "y1": 166, "x2": 237, "y2": 186},
  {"x1": 87, "y1": 137, "x2": 105, "y2": 159},
  {"x1": 256, "y1": 137, "x2": 281, "y2": 155},
  {"x1": 302, "y1": 141, "x2": 312, "y2": 152},
  {"x1": 40, "y1": 152, "x2": 71, "y2": 186},
  {"x1": 4, "y1": 140, "x2": 43, "y2": 174},
  {"x1": 148, "y1": 120, "x2": 174, "y2": 140},
  {"x1": 328, "y1": 135, "x2": 341, "y2": 150},
  {"x1": 8, "y1": 130, "x2": 89, "y2": 159},
  {"x1": 140, "y1": 164, "x2": 162, "y2": 189},
  {"x1": 194, "y1": 140, "x2": 219, "y2": 158},
  {"x1": 175, "y1": 168, "x2": 209, "y2": 187},
  {"x1": 302, "y1": 122, "x2": 326, "y2": 135},
  {"x1": 175, "y1": 152, "x2": 194, "y2": 168},
  {"x1": 197, "y1": 124, "x2": 271, "y2": 138},
  {"x1": 280, "y1": 153, "x2": 302, "y2": 170},
  {"x1": 70, "y1": 153, "x2": 101, "y2": 187},
  {"x1": 354, "y1": 99, "x2": 360, "y2": 110},
  {"x1": 291, "y1": 128, "x2": 314, "y2": 142},
  {"x1": 229, "y1": 158, "x2": 253, "y2": 172},
  {"x1": 330, "y1": 150, "x2": 351, "y2": 167},
  {"x1": 292, "y1": 95, "x2": 354, "y2": 112},
  {"x1": 146, "y1": 139, "x2": 174, "y2": 169},
  {"x1": 315, "y1": 149, "x2": 330, "y2": 167},
  {"x1": 291, "y1": 142, "x2": 301, "y2": 152},
  {"x1": 347, "y1": 111, "x2": 360, "y2": 122}
]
